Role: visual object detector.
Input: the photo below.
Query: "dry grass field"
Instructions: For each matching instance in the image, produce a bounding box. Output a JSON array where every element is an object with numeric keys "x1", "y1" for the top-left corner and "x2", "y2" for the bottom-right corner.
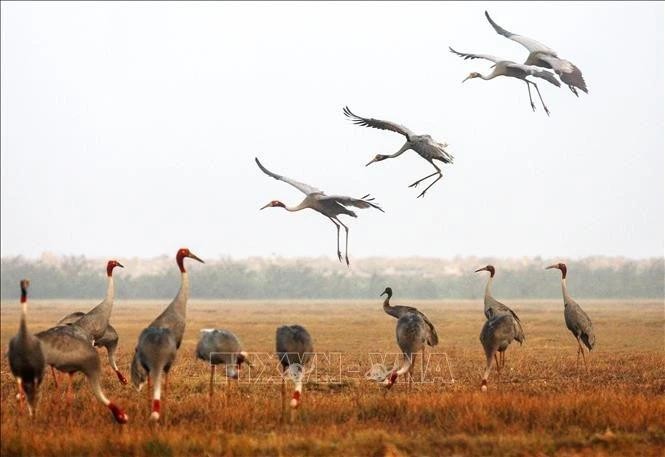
[{"x1": 1, "y1": 299, "x2": 664, "y2": 456}]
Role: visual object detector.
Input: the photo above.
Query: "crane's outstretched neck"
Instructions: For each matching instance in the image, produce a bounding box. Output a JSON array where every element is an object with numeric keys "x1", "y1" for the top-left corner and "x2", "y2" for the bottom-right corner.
[
  {"x1": 105, "y1": 275, "x2": 114, "y2": 303},
  {"x1": 387, "y1": 143, "x2": 411, "y2": 158},
  {"x1": 284, "y1": 200, "x2": 309, "y2": 212},
  {"x1": 484, "y1": 275, "x2": 493, "y2": 300},
  {"x1": 171, "y1": 272, "x2": 190, "y2": 317}
]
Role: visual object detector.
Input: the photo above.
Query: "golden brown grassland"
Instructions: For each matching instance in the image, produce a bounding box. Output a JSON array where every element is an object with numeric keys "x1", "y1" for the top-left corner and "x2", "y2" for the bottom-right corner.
[{"x1": 1, "y1": 299, "x2": 664, "y2": 456}]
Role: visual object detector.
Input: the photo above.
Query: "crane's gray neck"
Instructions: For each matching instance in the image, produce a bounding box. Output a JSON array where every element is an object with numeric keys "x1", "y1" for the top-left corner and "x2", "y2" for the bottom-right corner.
[
  {"x1": 388, "y1": 142, "x2": 411, "y2": 158},
  {"x1": 105, "y1": 275, "x2": 114, "y2": 303},
  {"x1": 172, "y1": 272, "x2": 189, "y2": 316},
  {"x1": 480, "y1": 73, "x2": 496, "y2": 81},
  {"x1": 284, "y1": 200, "x2": 309, "y2": 212},
  {"x1": 484, "y1": 276, "x2": 493, "y2": 299},
  {"x1": 561, "y1": 278, "x2": 573, "y2": 305}
]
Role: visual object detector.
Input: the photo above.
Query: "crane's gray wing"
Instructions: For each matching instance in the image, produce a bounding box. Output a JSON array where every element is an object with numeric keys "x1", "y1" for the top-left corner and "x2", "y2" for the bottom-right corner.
[
  {"x1": 506, "y1": 63, "x2": 561, "y2": 87},
  {"x1": 343, "y1": 106, "x2": 414, "y2": 139},
  {"x1": 448, "y1": 47, "x2": 500, "y2": 64},
  {"x1": 319, "y1": 195, "x2": 384, "y2": 212},
  {"x1": 537, "y1": 55, "x2": 588, "y2": 94},
  {"x1": 419, "y1": 312, "x2": 439, "y2": 346},
  {"x1": 255, "y1": 158, "x2": 322, "y2": 196},
  {"x1": 485, "y1": 11, "x2": 555, "y2": 54}
]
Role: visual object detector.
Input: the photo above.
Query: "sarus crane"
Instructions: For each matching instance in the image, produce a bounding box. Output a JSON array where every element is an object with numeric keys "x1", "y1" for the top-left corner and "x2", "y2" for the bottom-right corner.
[
  {"x1": 56, "y1": 260, "x2": 127, "y2": 385},
  {"x1": 485, "y1": 10, "x2": 588, "y2": 96},
  {"x1": 276, "y1": 325, "x2": 313, "y2": 412},
  {"x1": 343, "y1": 106, "x2": 453, "y2": 198},
  {"x1": 449, "y1": 46, "x2": 561, "y2": 115},
  {"x1": 546, "y1": 262, "x2": 595, "y2": 370},
  {"x1": 8, "y1": 279, "x2": 45, "y2": 418},
  {"x1": 131, "y1": 247, "x2": 204, "y2": 421},
  {"x1": 196, "y1": 329, "x2": 249, "y2": 402},
  {"x1": 380, "y1": 287, "x2": 438, "y2": 384},
  {"x1": 475, "y1": 265, "x2": 525, "y2": 368},
  {"x1": 479, "y1": 313, "x2": 521, "y2": 392},
  {"x1": 255, "y1": 157, "x2": 383, "y2": 266}
]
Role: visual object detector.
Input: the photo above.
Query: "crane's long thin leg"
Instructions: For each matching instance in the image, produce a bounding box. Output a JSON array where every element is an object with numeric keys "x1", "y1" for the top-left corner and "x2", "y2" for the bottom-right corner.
[
  {"x1": 335, "y1": 218, "x2": 351, "y2": 267},
  {"x1": 209, "y1": 364, "x2": 215, "y2": 404},
  {"x1": 413, "y1": 162, "x2": 442, "y2": 199},
  {"x1": 51, "y1": 366, "x2": 59, "y2": 388},
  {"x1": 421, "y1": 347, "x2": 425, "y2": 383},
  {"x1": 576, "y1": 337, "x2": 588, "y2": 372},
  {"x1": 16, "y1": 378, "x2": 24, "y2": 414},
  {"x1": 530, "y1": 81, "x2": 550, "y2": 116},
  {"x1": 494, "y1": 354, "x2": 501, "y2": 375},
  {"x1": 525, "y1": 81, "x2": 536, "y2": 111},
  {"x1": 327, "y1": 216, "x2": 342, "y2": 262},
  {"x1": 481, "y1": 352, "x2": 493, "y2": 392},
  {"x1": 408, "y1": 171, "x2": 439, "y2": 189}
]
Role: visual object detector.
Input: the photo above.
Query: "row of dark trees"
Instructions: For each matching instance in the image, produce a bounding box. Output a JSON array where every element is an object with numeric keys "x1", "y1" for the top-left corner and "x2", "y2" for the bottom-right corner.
[{"x1": 1, "y1": 256, "x2": 663, "y2": 300}]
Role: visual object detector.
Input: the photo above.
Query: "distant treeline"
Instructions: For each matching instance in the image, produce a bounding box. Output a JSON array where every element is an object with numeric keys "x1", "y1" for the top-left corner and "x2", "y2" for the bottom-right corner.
[{"x1": 1, "y1": 256, "x2": 663, "y2": 300}]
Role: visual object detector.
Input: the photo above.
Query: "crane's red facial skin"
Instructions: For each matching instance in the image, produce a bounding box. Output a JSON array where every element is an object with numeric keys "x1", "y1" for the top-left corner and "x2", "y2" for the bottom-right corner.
[
  {"x1": 176, "y1": 248, "x2": 204, "y2": 272},
  {"x1": 546, "y1": 263, "x2": 567, "y2": 279},
  {"x1": 106, "y1": 260, "x2": 124, "y2": 277},
  {"x1": 20, "y1": 279, "x2": 30, "y2": 303},
  {"x1": 260, "y1": 200, "x2": 285, "y2": 210},
  {"x1": 108, "y1": 403, "x2": 128, "y2": 424}
]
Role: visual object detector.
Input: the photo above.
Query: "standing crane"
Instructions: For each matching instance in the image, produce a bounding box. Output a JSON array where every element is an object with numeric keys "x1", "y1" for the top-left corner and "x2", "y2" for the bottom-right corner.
[
  {"x1": 546, "y1": 263, "x2": 595, "y2": 370},
  {"x1": 36, "y1": 324, "x2": 128, "y2": 423},
  {"x1": 380, "y1": 287, "x2": 438, "y2": 381},
  {"x1": 196, "y1": 329, "x2": 249, "y2": 401},
  {"x1": 449, "y1": 46, "x2": 561, "y2": 115},
  {"x1": 475, "y1": 265, "x2": 525, "y2": 368},
  {"x1": 276, "y1": 325, "x2": 313, "y2": 413},
  {"x1": 131, "y1": 247, "x2": 204, "y2": 421},
  {"x1": 8, "y1": 279, "x2": 45, "y2": 418},
  {"x1": 479, "y1": 313, "x2": 521, "y2": 392},
  {"x1": 56, "y1": 260, "x2": 127, "y2": 384},
  {"x1": 255, "y1": 157, "x2": 383, "y2": 266},
  {"x1": 383, "y1": 312, "x2": 428, "y2": 391},
  {"x1": 343, "y1": 106, "x2": 453, "y2": 199},
  {"x1": 485, "y1": 11, "x2": 588, "y2": 96}
]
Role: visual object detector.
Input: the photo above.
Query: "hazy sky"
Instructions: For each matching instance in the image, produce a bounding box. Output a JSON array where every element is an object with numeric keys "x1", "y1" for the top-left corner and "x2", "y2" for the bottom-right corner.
[{"x1": 1, "y1": 2, "x2": 663, "y2": 260}]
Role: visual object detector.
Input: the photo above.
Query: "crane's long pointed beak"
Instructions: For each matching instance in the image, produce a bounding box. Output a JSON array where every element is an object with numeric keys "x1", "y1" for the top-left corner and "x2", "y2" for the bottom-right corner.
[
  {"x1": 462, "y1": 76, "x2": 471, "y2": 83},
  {"x1": 260, "y1": 203, "x2": 271, "y2": 210},
  {"x1": 474, "y1": 267, "x2": 486, "y2": 273},
  {"x1": 380, "y1": 291, "x2": 386, "y2": 297},
  {"x1": 365, "y1": 159, "x2": 376, "y2": 167},
  {"x1": 545, "y1": 264, "x2": 557, "y2": 270},
  {"x1": 189, "y1": 253, "x2": 205, "y2": 264},
  {"x1": 117, "y1": 262, "x2": 125, "y2": 268}
]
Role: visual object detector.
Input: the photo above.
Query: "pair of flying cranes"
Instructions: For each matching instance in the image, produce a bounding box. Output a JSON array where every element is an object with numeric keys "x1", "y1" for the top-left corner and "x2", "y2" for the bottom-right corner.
[{"x1": 257, "y1": 11, "x2": 588, "y2": 265}]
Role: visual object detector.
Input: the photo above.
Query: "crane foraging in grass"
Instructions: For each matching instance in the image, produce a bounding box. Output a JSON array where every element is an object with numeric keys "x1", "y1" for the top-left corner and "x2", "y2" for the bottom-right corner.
[
  {"x1": 56, "y1": 260, "x2": 127, "y2": 385},
  {"x1": 276, "y1": 325, "x2": 313, "y2": 412},
  {"x1": 475, "y1": 265, "x2": 525, "y2": 368},
  {"x1": 8, "y1": 280, "x2": 46, "y2": 418},
  {"x1": 449, "y1": 46, "x2": 561, "y2": 115},
  {"x1": 196, "y1": 329, "x2": 249, "y2": 401},
  {"x1": 546, "y1": 262, "x2": 595, "y2": 371},
  {"x1": 131, "y1": 247, "x2": 204, "y2": 421},
  {"x1": 484, "y1": 10, "x2": 588, "y2": 96},
  {"x1": 343, "y1": 106, "x2": 453, "y2": 198},
  {"x1": 255, "y1": 157, "x2": 383, "y2": 266}
]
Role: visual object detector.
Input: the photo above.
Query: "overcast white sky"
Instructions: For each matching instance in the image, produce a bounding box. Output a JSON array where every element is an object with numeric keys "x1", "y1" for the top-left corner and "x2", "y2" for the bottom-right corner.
[{"x1": 1, "y1": 1, "x2": 663, "y2": 260}]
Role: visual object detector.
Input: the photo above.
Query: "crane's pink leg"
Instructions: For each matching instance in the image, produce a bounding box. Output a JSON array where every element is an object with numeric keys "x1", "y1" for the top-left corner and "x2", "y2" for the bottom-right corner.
[
  {"x1": 51, "y1": 366, "x2": 59, "y2": 388},
  {"x1": 525, "y1": 81, "x2": 536, "y2": 111},
  {"x1": 209, "y1": 364, "x2": 215, "y2": 404},
  {"x1": 16, "y1": 378, "x2": 25, "y2": 414},
  {"x1": 334, "y1": 217, "x2": 351, "y2": 266},
  {"x1": 327, "y1": 216, "x2": 342, "y2": 263}
]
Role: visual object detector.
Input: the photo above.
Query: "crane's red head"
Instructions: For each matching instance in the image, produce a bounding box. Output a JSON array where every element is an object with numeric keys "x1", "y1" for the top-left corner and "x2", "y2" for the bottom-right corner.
[
  {"x1": 462, "y1": 72, "x2": 481, "y2": 83},
  {"x1": 260, "y1": 200, "x2": 286, "y2": 210},
  {"x1": 176, "y1": 248, "x2": 205, "y2": 273},
  {"x1": 366, "y1": 154, "x2": 389, "y2": 167},
  {"x1": 546, "y1": 262, "x2": 567, "y2": 279},
  {"x1": 474, "y1": 265, "x2": 495, "y2": 277},
  {"x1": 20, "y1": 279, "x2": 30, "y2": 303},
  {"x1": 106, "y1": 260, "x2": 124, "y2": 277}
]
